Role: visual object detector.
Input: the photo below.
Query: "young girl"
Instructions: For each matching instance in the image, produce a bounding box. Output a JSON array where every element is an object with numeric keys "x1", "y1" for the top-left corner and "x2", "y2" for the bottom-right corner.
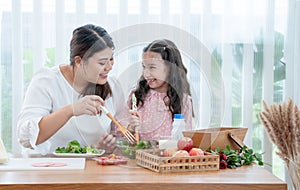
[{"x1": 120, "y1": 39, "x2": 193, "y2": 141}]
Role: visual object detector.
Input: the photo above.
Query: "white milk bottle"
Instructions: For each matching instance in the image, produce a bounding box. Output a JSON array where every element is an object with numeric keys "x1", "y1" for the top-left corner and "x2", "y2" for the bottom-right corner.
[
  {"x1": 159, "y1": 114, "x2": 186, "y2": 149},
  {"x1": 171, "y1": 114, "x2": 185, "y2": 140}
]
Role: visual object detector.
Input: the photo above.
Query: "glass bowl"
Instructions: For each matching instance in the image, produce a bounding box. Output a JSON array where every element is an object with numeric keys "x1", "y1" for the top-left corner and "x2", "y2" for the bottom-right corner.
[{"x1": 116, "y1": 139, "x2": 153, "y2": 159}]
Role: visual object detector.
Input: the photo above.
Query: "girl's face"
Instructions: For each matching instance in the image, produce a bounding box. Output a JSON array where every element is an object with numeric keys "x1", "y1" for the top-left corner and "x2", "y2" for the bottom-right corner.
[
  {"x1": 80, "y1": 47, "x2": 114, "y2": 85},
  {"x1": 142, "y1": 51, "x2": 170, "y2": 93}
]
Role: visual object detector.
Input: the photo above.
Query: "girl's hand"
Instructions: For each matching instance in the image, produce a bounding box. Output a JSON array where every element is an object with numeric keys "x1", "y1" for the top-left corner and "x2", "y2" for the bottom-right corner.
[
  {"x1": 72, "y1": 95, "x2": 104, "y2": 116},
  {"x1": 128, "y1": 110, "x2": 140, "y2": 131},
  {"x1": 95, "y1": 132, "x2": 116, "y2": 153}
]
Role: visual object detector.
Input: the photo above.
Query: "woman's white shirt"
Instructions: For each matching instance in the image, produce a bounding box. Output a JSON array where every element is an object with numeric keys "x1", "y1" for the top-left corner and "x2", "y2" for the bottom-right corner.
[{"x1": 17, "y1": 66, "x2": 124, "y2": 155}]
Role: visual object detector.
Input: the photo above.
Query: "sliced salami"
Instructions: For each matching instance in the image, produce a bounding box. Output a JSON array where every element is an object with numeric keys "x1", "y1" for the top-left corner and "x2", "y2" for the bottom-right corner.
[
  {"x1": 32, "y1": 162, "x2": 55, "y2": 167},
  {"x1": 32, "y1": 162, "x2": 67, "y2": 167},
  {"x1": 50, "y1": 162, "x2": 67, "y2": 167}
]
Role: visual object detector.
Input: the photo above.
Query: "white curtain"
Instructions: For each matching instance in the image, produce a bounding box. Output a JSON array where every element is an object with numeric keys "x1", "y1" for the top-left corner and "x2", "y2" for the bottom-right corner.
[
  {"x1": 285, "y1": 0, "x2": 300, "y2": 104},
  {"x1": 284, "y1": 0, "x2": 300, "y2": 189},
  {"x1": 1, "y1": 0, "x2": 295, "y2": 187}
]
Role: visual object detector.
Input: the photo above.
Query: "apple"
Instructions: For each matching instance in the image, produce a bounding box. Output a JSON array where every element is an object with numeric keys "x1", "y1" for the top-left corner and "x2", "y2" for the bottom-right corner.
[
  {"x1": 189, "y1": 148, "x2": 204, "y2": 156},
  {"x1": 163, "y1": 147, "x2": 178, "y2": 157},
  {"x1": 177, "y1": 137, "x2": 193, "y2": 152},
  {"x1": 172, "y1": 150, "x2": 190, "y2": 157}
]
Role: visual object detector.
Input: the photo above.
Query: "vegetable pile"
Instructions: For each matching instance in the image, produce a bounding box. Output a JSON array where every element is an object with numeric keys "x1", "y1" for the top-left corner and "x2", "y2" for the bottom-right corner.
[
  {"x1": 55, "y1": 140, "x2": 102, "y2": 154},
  {"x1": 209, "y1": 145, "x2": 264, "y2": 169}
]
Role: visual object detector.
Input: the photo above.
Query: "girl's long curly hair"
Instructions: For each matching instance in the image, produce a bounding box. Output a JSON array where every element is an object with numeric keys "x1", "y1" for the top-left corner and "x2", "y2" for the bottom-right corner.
[{"x1": 134, "y1": 39, "x2": 192, "y2": 116}]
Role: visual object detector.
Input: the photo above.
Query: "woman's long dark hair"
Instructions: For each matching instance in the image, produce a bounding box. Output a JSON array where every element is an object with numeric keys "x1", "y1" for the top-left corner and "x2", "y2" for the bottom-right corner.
[
  {"x1": 69, "y1": 24, "x2": 114, "y2": 100},
  {"x1": 134, "y1": 39, "x2": 192, "y2": 116}
]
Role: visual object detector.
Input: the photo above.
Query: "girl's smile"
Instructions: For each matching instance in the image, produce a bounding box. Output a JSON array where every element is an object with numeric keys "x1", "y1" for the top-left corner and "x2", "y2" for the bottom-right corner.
[{"x1": 146, "y1": 78, "x2": 156, "y2": 85}]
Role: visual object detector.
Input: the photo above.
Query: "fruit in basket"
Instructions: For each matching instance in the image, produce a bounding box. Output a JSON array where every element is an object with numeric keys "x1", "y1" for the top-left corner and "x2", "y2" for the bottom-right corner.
[
  {"x1": 172, "y1": 150, "x2": 189, "y2": 157},
  {"x1": 163, "y1": 147, "x2": 178, "y2": 157},
  {"x1": 189, "y1": 148, "x2": 204, "y2": 156},
  {"x1": 177, "y1": 137, "x2": 193, "y2": 152}
]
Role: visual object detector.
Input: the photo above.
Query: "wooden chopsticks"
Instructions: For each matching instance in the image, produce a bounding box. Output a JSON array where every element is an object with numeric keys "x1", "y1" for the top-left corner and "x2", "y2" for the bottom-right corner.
[{"x1": 99, "y1": 105, "x2": 136, "y2": 144}]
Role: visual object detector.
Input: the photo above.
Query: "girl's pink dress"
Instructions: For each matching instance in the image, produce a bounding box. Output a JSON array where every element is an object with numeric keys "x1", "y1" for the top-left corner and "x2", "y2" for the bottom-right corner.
[{"x1": 117, "y1": 89, "x2": 193, "y2": 140}]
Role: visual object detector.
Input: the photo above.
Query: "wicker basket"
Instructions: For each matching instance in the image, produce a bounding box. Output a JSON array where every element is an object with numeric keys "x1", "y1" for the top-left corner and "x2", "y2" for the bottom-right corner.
[{"x1": 136, "y1": 149, "x2": 219, "y2": 173}]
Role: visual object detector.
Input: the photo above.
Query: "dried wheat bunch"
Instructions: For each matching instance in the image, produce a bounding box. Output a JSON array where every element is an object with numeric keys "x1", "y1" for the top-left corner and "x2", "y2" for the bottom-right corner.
[{"x1": 259, "y1": 98, "x2": 300, "y2": 190}]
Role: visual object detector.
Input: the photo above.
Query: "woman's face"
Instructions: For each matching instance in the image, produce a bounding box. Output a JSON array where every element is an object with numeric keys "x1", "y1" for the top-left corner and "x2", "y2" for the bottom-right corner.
[
  {"x1": 81, "y1": 47, "x2": 114, "y2": 85},
  {"x1": 142, "y1": 51, "x2": 170, "y2": 93}
]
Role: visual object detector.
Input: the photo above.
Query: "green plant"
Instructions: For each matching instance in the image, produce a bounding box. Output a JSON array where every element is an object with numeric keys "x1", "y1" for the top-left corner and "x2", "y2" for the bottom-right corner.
[{"x1": 210, "y1": 145, "x2": 265, "y2": 169}]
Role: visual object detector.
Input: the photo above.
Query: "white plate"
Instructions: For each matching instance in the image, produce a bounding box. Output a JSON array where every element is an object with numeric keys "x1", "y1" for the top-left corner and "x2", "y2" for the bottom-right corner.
[{"x1": 53, "y1": 150, "x2": 105, "y2": 158}]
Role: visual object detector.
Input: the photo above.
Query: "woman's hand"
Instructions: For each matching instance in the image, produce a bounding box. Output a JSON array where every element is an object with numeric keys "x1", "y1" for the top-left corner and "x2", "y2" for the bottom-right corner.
[
  {"x1": 72, "y1": 95, "x2": 104, "y2": 116},
  {"x1": 95, "y1": 132, "x2": 116, "y2": 153}
]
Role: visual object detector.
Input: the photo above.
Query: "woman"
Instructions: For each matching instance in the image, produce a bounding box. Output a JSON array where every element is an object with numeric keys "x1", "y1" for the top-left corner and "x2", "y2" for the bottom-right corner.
[{"x1": 17, "y1": 24, "x2": 124, "y2": 155}]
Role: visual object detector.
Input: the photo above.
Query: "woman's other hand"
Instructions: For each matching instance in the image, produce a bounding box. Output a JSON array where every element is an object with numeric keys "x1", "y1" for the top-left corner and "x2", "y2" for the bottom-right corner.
[
  {"x1": 72, "y1": 95, "x2": 104, "y2": 116},
  {"x1": 95, "y1": 132, "x2": 116, "y2": 153}
]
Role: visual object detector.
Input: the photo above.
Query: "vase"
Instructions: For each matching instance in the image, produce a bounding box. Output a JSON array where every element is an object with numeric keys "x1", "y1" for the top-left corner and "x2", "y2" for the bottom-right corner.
[{"x1": 287, "y1": 161, "x2": 300, "y2": 190}]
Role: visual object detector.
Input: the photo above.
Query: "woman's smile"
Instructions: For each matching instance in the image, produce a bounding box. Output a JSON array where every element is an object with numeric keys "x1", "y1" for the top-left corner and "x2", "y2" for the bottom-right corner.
[{"x1": 99, "y1": 73, "x2": 108, "y2": 79}]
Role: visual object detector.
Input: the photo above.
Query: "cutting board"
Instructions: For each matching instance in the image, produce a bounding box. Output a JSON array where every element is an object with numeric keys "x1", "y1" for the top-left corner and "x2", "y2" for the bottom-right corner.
[{"x1": 0, "y1": 157, "x2": 85, "y2": 170}]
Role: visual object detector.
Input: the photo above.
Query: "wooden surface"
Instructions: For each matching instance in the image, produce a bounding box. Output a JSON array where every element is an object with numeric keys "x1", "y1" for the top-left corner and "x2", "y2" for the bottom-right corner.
[{"x1": 0, "y1": 158, "x2": 287, "y2": 190}]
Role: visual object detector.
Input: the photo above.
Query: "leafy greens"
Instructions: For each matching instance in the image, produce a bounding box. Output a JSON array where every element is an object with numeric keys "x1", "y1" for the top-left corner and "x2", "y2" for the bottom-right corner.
[{"x1": 55, "y1": 140, "x2": 102, "y2": 154}]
